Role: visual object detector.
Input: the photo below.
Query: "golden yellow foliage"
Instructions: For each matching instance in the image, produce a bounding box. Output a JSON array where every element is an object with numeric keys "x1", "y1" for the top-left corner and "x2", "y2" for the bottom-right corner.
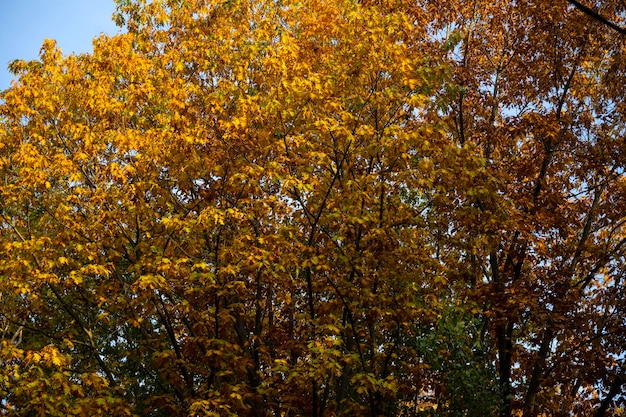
[{"x1": 0, "y1": 0, "x2": 625, "y2": 415}]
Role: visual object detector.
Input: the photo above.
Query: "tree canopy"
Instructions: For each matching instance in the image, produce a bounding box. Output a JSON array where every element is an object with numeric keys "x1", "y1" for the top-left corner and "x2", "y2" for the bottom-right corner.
[{"x1": 0, "y1": 0, "x2": 625, "y2": 416}]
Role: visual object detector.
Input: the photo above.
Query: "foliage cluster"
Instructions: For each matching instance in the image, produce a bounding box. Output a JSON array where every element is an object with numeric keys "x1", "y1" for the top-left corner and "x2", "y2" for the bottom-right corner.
[{"x1": 1, "y1": 0, "x2": 625, "y2": 415}]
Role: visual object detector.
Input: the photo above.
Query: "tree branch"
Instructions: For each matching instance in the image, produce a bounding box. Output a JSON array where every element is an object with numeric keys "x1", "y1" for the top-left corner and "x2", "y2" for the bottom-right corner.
[{"x1": 567, "y1": 0, "x2": 626, "y2": 35}]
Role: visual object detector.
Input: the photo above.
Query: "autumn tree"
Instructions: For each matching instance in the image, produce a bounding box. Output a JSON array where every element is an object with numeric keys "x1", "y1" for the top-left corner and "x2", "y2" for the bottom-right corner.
[
  {"x1": 425, "y1": 0, "x2": 626, "y2": 415},
  {"x1": 0, "y1": 0, "x2": 625, "y2": 416}
]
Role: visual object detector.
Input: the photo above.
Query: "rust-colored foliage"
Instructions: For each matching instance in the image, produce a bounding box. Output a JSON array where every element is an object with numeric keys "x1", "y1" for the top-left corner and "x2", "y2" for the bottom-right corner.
[{"x1": 0, "y1": 0, "x2": 624, "y2": 416}]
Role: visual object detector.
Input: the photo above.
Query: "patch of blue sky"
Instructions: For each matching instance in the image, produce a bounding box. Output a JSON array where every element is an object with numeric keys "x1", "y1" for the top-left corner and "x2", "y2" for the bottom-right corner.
[{"x1": 0, "y1": 0, "x2": 121, "y2": 90}]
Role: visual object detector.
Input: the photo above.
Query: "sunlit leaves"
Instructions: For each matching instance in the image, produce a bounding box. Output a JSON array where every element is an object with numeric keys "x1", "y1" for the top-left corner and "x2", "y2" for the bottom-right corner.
[{"x1": 1, "y1": 0, "x2": 625, "y2": 415}]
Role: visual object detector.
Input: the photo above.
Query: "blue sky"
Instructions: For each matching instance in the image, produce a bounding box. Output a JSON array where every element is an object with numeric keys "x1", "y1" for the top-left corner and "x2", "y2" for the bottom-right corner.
[{"x1": 0, "y1": 0, "x2": 121, "y2": 90}]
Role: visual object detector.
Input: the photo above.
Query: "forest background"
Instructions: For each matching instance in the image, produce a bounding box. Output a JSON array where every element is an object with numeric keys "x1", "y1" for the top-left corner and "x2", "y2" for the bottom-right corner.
[{"x1": 0, "y1": 0, "x2": 625, "y2": 416}]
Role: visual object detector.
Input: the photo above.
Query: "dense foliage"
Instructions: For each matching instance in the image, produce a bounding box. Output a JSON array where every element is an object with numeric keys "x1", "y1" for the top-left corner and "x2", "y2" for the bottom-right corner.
[{"x1": 1, "y1": 0, "x2": 625, "y2": 415}]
